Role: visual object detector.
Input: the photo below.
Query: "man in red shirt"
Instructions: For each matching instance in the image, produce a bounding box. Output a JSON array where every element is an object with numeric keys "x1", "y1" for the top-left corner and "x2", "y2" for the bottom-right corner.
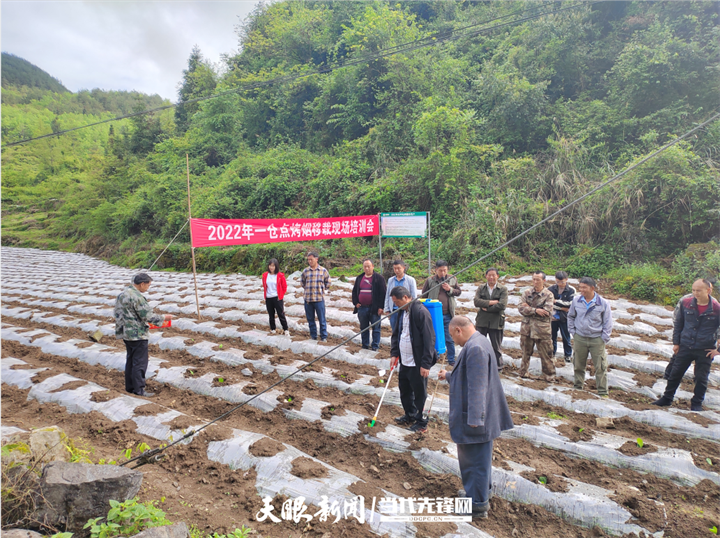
[{"x1": 352, "y1": 259, "x2": 387, "y2": 351}]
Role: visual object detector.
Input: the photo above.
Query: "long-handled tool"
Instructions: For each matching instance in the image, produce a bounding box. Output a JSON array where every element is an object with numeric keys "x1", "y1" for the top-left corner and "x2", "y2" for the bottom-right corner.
[
  {"x1": 368, "y1": 361, "x2": 397, "y2": 427},
  {"x1": 423, "y1": 355, "x2": 447, "y2": 422}
]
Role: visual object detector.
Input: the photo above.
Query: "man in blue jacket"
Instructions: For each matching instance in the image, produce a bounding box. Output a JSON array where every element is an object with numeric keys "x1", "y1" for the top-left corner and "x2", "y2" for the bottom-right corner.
[
  {"x1": 390, "y1": 286, "x2": 437, "y2": 434},
  {"x1": 567, "y1": 277, "x2": 613, "y2": 397},
  {"x1": 438, "y1": 316, "x2": 513, "y2": 520},
  {"x1": 653, "y1": 279, "x2": 720, "y2": 411}
]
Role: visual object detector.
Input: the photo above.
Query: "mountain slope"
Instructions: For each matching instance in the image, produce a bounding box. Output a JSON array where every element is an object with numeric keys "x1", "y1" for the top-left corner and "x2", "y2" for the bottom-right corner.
[{"x1": 1, "y1": 52, "x2": 69, "y2": 92}]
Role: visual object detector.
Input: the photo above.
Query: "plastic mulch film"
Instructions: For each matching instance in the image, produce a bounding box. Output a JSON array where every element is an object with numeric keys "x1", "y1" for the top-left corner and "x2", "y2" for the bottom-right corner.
[
  {"x1": 206, "y1": 429, "x2": 493, "y2": 538},
  {"x1": 412, "y1": 448, "x2": 662, "y2": 537},
  {"x1": 495, "y1": 354, "x2": 720, "y2": 409},
  {"x1": 503, "y1": 423, "x2": 720, "y2": 487},
  {"x1": 1, "y1": 361, "x2": 199, "y2": 443},
  {"x1": 500, "y1": 379, "x2": 720, "y2": 442}
]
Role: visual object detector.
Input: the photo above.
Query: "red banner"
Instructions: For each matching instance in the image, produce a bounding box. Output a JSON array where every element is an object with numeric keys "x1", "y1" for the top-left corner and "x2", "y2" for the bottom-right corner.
[{"x1": 190, "y1": 215, "x2": 379, "y2": 247}]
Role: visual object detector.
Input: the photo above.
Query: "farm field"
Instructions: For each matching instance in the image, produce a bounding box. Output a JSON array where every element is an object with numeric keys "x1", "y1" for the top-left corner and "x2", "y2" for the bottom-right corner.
[{"x1": 2, "y1": 246, "x2": 719, "y2": 538}]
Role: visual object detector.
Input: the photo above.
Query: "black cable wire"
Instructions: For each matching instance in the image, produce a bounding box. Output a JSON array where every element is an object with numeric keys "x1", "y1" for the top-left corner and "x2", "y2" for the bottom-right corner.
[
  {"x1": 2, "y1": 1, "x2": 592, "y2": 149},
  {"x1": 121, "y1": 109, "x2": 720, "y2": 468}
]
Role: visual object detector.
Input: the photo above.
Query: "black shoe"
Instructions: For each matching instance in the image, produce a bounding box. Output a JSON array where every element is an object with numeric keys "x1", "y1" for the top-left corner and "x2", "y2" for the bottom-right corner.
[
  {"x1": 394, "y1": 414, "x2": 415, "y2": 426},
  {"x1": 408, "y1": 422, "x2": 428, "y2": 434},
  {"x1": 371, "y1": 347, "x2": 379, "y2": 352},
  {"x1": 138, "y1": 391, "x2": 155, "y2": 398},
  {"x1": 652, "y1": 397, "x2": 672, "y2": 407},
  {"x1": 691, "y1": 403, "x2": 704, "y2": 412},
  {"x1": 564, "y1": 356, "x2": 572, "y2": 363},
  {"x1": 472, "y1": 508, "x2": 489, "y2": 520},
  {"x1": 362, "y1": 345, "x2": 370, "y2": 350}
]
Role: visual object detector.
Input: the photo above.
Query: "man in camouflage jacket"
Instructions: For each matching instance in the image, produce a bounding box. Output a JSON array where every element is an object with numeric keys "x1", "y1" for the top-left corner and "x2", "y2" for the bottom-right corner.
[
  {"x1": 517, "y1": 271, "x2": 556, "y2": 381},
  {"x1": 114, "y1": 273, "x2": 171, "y2": 396}
]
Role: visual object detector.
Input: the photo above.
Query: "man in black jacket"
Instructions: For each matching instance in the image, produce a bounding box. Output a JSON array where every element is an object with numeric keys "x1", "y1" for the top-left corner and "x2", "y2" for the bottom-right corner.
[
  {"x1": 548, "y1": 271, "x2": 575, "y2": 363},
  {"x1": 390, "y1": 286, "x2": 438, "y2": 433},
  {"x1": 352, "y1": 259, "x2": 387, "y2": 351},
  {"x1": 653, "y1": 279, "x2": 720, "y2": 412}
]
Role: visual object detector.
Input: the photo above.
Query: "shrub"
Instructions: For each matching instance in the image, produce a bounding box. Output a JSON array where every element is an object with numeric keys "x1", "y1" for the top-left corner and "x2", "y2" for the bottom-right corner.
[
  {"x1": 606, "y1": 263, "x2": 684, "y2": 305},
  {"x1": 565, "y1": 245, "x2": 620, "y2": 280}
]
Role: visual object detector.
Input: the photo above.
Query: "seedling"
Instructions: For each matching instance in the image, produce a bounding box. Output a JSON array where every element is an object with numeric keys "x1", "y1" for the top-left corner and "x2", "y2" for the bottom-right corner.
[
  {"x1": 379, "y1": 380, "x2": 384, "y2": 384},
  {"x1": 286, "y1": 397, "x2": 293, "y2": 402},
  {"x1": 218, "y1": 344, "x2": 223, "y2": 349},
  {"x1": 578, "y1": 428, "x2": 585, "y2": 433},
  {"x1": 636, "y1": 438, "x2": 644, "y2": 448},
  {"x1": 709, "y1": 526, "x2": 717, "y2": 535},
  {"x1": 538, "y1": 476, "x2": 548, "y2": 485},
  {"x1": 124, "y1": 448, "x2": 132, "y2": 459},
  {"x1": 218, "y1": 377, "x2": 225, "y2": 384},
  {"x1": 137, "y1": 442, "x2": 150, "y2": 454},
  {"x1": 330, "y1": 407, "x2": 335, "y2": 412},
  {"x1": 547, "y1": 412, "x2": 566, "y2": 420},
  {"x1": 707, "y1": 458, "x2": 713, "y2": 466}
]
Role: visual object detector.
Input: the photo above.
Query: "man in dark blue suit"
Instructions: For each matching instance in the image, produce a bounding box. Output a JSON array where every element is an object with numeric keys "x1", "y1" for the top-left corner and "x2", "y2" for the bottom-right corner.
[{"x1": 438, "y1": 316, "x2": 514, "y2": 519}]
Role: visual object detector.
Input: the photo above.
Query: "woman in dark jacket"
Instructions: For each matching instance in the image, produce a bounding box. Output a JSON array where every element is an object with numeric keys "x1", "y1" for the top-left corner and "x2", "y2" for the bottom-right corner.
[{"x1": 262, "y1": 258, "x2": 289, "y2": 336}]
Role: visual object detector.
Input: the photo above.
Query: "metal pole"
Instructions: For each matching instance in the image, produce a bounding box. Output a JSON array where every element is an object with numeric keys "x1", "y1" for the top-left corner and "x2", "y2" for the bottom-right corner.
[
  {"x1": 378, "y1": 214, "x2": 383, "y2": 274},
  {"x1": 187, "y1": 154, "x2": 202, "y2": 321},
  {"x1": 427, "y1": 211, "x2": 431, "y2": 277}
]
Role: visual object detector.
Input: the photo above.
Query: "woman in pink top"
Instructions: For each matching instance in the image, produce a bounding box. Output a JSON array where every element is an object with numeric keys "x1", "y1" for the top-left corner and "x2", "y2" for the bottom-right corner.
[{"x1": 262, "y1": 258, "x2": 289, "y2": 335}]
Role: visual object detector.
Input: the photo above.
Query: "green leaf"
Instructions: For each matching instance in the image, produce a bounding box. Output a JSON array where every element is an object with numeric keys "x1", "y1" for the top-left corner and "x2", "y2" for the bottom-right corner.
[
  {"x1": 709, "y1": 526, "x2": 717, "y2": 535},
  {"x1": 636, "y1": 438, "x2": 644, "y2": 448},
  {"x1": 707, "y1": 458, "x2": 713, "y2": 466},
  {"x1": 538, "y1": 476, "x2": 547, "y2": 485}
]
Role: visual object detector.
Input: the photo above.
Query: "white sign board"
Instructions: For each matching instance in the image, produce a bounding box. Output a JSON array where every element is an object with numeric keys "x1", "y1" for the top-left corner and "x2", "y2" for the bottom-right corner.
[{"x1": 381, "y1": 212, "x2": 427, "y2": 238}]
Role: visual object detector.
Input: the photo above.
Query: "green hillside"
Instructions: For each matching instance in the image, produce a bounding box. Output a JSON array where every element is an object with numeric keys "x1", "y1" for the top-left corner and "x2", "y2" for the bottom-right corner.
[
  {"x1": 2, "y1": 1, "x2": 718, "y2": 303},
  {"x1": 2, "y1": 52, "x2": 69, "y2": 93}
]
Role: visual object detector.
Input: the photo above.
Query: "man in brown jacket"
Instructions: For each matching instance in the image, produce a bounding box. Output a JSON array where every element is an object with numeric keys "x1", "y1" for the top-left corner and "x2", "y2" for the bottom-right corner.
[
  {"x1": 517, "y1": 271, "x2": 556, "y2": 381},
  {"x1": 474, "y1": 268, "x2": 508, "y2": 370},
  {"x1": 421, "y1": 260, "x2": 462, "y2": 366}
]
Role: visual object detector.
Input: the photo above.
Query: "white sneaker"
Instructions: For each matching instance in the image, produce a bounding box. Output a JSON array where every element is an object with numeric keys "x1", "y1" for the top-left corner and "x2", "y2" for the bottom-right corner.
[{"x1": 284, "y1": 330, "x2": 290, "y2": 336}]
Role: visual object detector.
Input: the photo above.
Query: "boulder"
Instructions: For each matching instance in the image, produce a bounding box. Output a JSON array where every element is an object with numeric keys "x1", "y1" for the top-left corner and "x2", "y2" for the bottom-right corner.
[
  {"x1": 131, "y1": 523, "x2": 189, "y2": 538},
  {"x1": 3, "y1": 427, "x2": 69, "y2": 466},
  {"x1": 34, "y1": 462, "x2": 143, "y2": 533},
  {"x1": 1, "y1": 530, "x2": 44, "y2": 538}
]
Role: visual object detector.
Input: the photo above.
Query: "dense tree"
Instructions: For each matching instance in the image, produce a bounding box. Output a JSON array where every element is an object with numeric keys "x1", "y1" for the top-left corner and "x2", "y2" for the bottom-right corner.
[{"x1": 2, "y1": 1, "x2": 718, "y2": 281}]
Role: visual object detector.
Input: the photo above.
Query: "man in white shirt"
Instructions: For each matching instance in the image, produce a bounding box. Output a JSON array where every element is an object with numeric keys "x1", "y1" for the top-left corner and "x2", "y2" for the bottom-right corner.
[{"x1": 389, "y1": 286, "x2": 438, "y2": 434}]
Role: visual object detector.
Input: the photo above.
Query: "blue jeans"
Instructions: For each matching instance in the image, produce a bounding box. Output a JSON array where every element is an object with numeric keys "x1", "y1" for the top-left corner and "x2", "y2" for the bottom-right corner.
[
  {"x1": 358, "y1": 306, "x2": 381, "y2": 350},
  {"x1": 389, "y1": 307, "x2": 400, "y2": 334},
  {"x1": 457, "y1": 441, "x2": 493, "y2": 510},
  {"x1": 552, "y1": 319, "x2": 573, "y2": 357},
  {"x1": 443, "y1": 313, "x2": 456, "y2": 364},
  {"x1": 304, "y1": 301, "x2": 327, "y2": 340}
]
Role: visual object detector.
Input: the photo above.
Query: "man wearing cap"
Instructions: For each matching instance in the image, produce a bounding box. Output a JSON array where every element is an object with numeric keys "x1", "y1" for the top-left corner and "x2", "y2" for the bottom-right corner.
[{"x1": 114, "y1": 273, "x2": 172, "y2": 397}]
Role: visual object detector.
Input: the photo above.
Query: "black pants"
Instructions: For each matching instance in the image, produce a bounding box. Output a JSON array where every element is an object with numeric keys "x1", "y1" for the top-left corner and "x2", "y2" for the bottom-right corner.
[
  {"x1": 265, "y1": 297, "x2": 288, "y2": 331},
  {"x1": 551, "y1": 319, "x2": 573, "y2": 357},
  {"x1": 662, "y1": 346, "x2": 713, "y2": 406},
  {"x1": 478, "y1": 327, "x2": 504, "y2": 368},
  {"x1": 124, "y1": 339, "x2": 149, "y2": 395},
  {"x1": 398, "y1": 363, "x2": 428, "y2": 427}
]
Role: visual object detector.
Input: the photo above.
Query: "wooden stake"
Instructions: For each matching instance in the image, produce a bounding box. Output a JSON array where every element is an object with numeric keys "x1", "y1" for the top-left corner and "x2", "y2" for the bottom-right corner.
[{"x1": 187, "y1": 154, "x2": 202, "y2": 321}]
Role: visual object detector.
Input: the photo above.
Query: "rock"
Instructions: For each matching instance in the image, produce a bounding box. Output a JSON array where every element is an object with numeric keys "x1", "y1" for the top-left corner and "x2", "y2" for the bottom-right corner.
[
  {"x1": 130, "y1": 523, "x2": 189, "y2": 538},
  {"x1": 403, "y1": 482, "x2": 412, "y2": 490},
  {"x1": 1, "y1": 530, "x2": 44, "y2": 538},
  {"x1": 89, "y1": 330, "x2": 104, "y2": 343},
  {"x1": 241, "y1": 369, "x2": 253, "y2": 377},
  {"x1": 370, "y1": 465, "x2": 380, "y2": 473},
  {"x1": 4, "y1": 426, "x2": 69, "y2": 466},
  {"x1": 596, "y1": 417, "x2": 615, "y2": 429},
  {"x1": 33, "y1": 462, "x2": 143, "y2": 533}
]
